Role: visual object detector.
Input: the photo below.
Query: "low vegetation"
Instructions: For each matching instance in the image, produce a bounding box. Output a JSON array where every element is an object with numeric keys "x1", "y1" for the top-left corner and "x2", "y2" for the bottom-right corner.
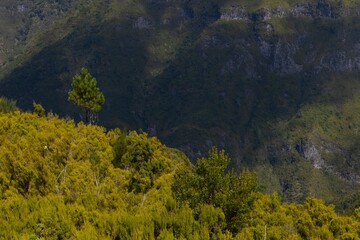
[{"x1": 0, "y1": 102, "x2": 359, "y2": 239}]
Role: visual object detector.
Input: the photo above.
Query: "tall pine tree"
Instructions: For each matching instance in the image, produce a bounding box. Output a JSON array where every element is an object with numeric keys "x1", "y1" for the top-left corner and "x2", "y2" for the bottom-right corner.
[{"x1": 68, "y1": 68, "x2": 105, "y2": 124}]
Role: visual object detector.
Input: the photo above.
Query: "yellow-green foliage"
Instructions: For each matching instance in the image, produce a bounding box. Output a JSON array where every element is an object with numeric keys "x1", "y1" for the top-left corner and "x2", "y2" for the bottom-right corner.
[
  {"x1": 237, "y1": 193, "x2": 360, "y2": 239},
  {"x1": 0, "y1": 110, "x2": 359, "y2": 239},
  {"x1": 0, "y1": 110, "x2": 175, "y2": 238}
]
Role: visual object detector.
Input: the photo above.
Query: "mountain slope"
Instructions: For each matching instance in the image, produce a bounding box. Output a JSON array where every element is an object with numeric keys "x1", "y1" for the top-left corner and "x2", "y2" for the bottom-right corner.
[{"x1": 1, "y1": 0, "x2": 360, "y2": 206}]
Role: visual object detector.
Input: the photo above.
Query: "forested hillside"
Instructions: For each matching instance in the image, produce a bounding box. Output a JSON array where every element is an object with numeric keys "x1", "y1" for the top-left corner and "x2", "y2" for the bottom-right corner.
[
  {"x1": 0, "y1": 100, "x2": 359, "y2": 239},
  {"x1": 1, "y1": 0, "x2": 360, "y2": 206}
]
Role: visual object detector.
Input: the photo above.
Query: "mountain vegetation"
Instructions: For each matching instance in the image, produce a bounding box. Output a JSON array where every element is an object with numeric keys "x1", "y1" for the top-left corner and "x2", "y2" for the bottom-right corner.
[
  {"x1": 68, "y1": 68, "x2": 105, "y2": 124},
  {"x1": 0, "y1": 0, "x2": 360, "y2": 209},
  {"x1": 0, "y1": 103, "x2": 359, "y2": 239}
]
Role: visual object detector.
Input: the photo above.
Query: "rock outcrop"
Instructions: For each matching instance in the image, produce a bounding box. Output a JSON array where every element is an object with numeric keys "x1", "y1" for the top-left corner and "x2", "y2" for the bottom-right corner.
[{"x1": 221, "y1": 2, "x2": 360, "y2": 21}]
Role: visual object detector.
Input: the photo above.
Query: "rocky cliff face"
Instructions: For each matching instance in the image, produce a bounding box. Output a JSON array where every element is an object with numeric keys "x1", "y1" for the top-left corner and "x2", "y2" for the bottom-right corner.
[
  {"x1": 0, "y1": 0, "x2": 360, "y2": 206},
  {"x1": 220, "y1": 3, "x2": 360, "y2": 76},
  {"x1": 221, "y1": 2, "x2": 360, "y2": 21}
]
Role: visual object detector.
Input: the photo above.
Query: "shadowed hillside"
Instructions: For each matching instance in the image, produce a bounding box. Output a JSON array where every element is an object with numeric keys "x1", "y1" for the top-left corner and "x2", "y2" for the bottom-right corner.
[{"x1": 1, "y1": 0, "x2": 360, "y2": 206}]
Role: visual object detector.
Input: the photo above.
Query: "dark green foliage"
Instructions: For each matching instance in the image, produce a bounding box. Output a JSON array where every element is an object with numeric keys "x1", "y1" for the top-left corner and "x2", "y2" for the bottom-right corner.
[
  {"x1": 173, "y1": 147, "x2": 258, "y2": 234},
  {"x1": 68, "y1": 68, "x2": 105, "y2": 124},
  {"x1": 111, "y1": 128, "x2": 127, "y2": 168}
]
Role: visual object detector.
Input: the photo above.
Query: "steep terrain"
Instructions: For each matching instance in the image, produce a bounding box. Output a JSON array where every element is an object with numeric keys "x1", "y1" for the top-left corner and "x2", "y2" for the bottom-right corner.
[{"x1": 1, "y1": 0, "x2": 360, "y2": 206}]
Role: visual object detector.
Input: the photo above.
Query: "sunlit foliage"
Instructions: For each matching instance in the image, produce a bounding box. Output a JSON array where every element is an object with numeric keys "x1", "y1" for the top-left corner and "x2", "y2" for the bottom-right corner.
[
  {"x1": 68, "y1": 68, "x2": 105, "y2": 124},
  {"x1": 0, "y1": 108, "x2": 359, "y2": 239}
]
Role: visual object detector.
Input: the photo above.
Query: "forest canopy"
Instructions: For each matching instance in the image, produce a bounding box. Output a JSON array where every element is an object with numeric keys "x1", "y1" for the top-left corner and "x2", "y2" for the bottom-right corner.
[{"x1": 0, "y1": 102, "x2": 359, "y2": 239}]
